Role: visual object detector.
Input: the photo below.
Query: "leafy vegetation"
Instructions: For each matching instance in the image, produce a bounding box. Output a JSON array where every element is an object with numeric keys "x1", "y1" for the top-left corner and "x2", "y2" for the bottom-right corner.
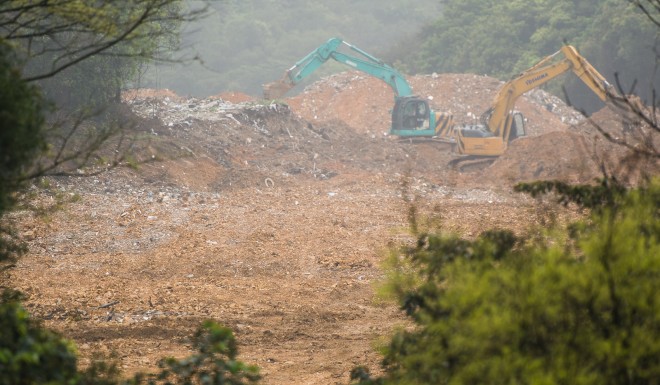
[
  {"x1": 0, "y1": 44, "x2": 46, "y2": 262},
  {"x1": 386, "y1": 0, "x2": 659, "y2": 113},
  {"x1": 350, "y1": 177, "x2": 660, "y2": 385},
  {"x1": 0, "y1": 290, "x2": 259, "y2": 385},
  {"x1": 3, "y1": 0, "x2": 189, "y2": 110},
  {"x1": 131, "y1": 321, "x2": 260, "y2": 385},
  {"x1": 0, "y1": 290, "x2": 79, "y2": 384}
]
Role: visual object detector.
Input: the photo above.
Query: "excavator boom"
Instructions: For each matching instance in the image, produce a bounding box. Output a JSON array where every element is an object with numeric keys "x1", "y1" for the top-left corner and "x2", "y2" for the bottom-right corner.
[
  {"x1": 457, "y1": 44, "x2": 619, "y2": 157},
  {"x1": 487, "y1": 45, "x2": 614, "y2": 138},
  {"x1": 263, "y1": 38, "x2": 412, "y2": 99}
]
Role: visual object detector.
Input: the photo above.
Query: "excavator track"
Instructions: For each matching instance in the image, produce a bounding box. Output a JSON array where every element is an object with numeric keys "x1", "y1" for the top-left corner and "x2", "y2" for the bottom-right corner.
[
  {"x1": 395, "y1": 136, "x2": 456, "y2": 145},
  {"x1": 448, "y1": 155, "x2": 497, "y2": 172},
  {"x1": 395, "y1": 138, "x2": 494, "y2": 172}
]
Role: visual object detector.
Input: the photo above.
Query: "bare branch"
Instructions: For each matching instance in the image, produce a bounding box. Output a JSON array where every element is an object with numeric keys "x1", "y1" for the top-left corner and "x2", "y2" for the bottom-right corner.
[
  {"x1": 1, "y1": 0, "x2": 206, "y2": 81},
  {"x1": 629, "y1": 0, "x2": 660, "y2": 28},
  {"x1": 23, "y1": 7, "x2": 154, "y2": 82},
  {"x1": 26, "y1": 113, "x2": 130, "y2": 179}
]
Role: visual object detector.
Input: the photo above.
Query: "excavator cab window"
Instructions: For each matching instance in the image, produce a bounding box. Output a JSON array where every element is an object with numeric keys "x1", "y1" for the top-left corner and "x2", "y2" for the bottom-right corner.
[
  {"x1": 415, "y1": 102, "x2": 429, "y2": 127},
  {"x1": 403, "y1": 102, "x2": 417, "y2": 128},
  {"x1": 393, "y1": 98, "x2": 429, "y2": 130},
  {"x1": 392, "y1": 97, "x2": 431, "y2": 130},
  {"x1": 510, "y1": 112, "x2": 526, "y2": 141}
]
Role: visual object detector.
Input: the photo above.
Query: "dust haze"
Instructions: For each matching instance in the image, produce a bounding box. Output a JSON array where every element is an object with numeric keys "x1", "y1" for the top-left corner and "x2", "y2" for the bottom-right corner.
[{"x1": 142, "y1": 0, "x2": 443, "y2": 97}]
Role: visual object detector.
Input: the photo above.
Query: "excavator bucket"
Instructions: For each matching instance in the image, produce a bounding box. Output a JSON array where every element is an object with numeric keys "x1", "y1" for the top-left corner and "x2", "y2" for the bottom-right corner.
[{"x1": 263, "y1": 75, "x2": 294, "y2": 100}]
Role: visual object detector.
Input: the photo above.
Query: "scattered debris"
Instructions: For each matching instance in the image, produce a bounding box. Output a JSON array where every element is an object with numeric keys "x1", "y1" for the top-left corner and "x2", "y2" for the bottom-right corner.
[{"x1": 8, "y1": 70, "x2": 656, "y2": 385}]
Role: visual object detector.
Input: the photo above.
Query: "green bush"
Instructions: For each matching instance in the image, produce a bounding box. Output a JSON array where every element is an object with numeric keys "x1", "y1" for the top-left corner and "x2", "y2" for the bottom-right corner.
[
  {"x1": 356, "y1": 179, "x2": 660, "y2": 385},
  {"x1": 0, "y1": 290, "x2": 79, "y2": 385},
  {"x1": 132, "y1": 320, "x2": 260, "y2": 385},
  {"x1": 0, "y1": 43, "x2": 46, "y2": 261},
  {"x1": 0, "y1": 293, "x2": 260, "y2": 385}
]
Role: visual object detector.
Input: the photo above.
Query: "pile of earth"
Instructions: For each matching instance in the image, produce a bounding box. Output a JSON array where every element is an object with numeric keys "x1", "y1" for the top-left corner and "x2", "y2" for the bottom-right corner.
[
  {"x1": 121, "y1": 94, "x2": 425, "y2": 190},
  {"x1": 279, "y1": 71, "x2": 657, "y2": 185},
  {"x1": 121, "y1": 68, "x2": 658, "y2": 190},
  {"x1": 487, "y1": 104, "x2": 660, "y2": 185},
  {"x1": 284, "y1": 71, "x2": 584, "y2": 138}
]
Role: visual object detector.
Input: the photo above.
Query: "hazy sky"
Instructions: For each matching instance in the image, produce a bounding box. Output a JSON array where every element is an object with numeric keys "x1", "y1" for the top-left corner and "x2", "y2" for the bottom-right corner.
[{"x1": 144, "y1": 0, "x2": 443, "y2": 97}]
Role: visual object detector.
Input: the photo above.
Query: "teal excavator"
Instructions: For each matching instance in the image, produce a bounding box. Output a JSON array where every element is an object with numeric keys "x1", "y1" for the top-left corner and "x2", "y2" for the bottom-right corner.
[{"x1": 263, "y1": 37, "x2": 453, "y2": 138}]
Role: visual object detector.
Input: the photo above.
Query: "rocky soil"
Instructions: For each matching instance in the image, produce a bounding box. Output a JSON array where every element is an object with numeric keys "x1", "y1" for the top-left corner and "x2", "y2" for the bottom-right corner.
[{"x1": 5, "y1": 71, "x2": 657, "y2": 385}]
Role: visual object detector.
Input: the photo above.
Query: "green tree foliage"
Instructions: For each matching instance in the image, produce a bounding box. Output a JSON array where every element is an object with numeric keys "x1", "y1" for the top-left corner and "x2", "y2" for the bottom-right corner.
[
  {"x1": 354, "y1": 178, "x2": 660, "y2": 385},
  {"x1": 0, "y1": 292, "x2": 259, "y2": 385},
  {"x1": 514, "y1": 178, "x2": 629, "y2": 211},
  {"x1": 0, "y1": 0, "x2": 197, "y2": 259},
  {"x1": 131, "y1": 321, "x2": 260, "y2": 385},
  {"x1": 389, "y1": 0, "x2": 659, "y2": 113},
  {"x1": 0, "y1": 0, "x2": 205, "y2": 181},
  {"x1": 0, "y1": 0, "x2": 199, "y2": 118},
  {"x1": 0, "y1": 43, "x2": 45, "y2": 262},
  {"x1": 0, "y1": 290, "x2": 79, "y2": 384},
  {"x1": 0, "y1": 0, "x2": 189, "y2": 110}
]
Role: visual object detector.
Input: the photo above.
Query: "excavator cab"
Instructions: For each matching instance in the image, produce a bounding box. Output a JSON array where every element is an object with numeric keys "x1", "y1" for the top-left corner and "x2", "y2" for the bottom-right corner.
[
  {"x1": 392, "y1": 97, "x2": 430, "y2": 132},
  {"x1": 455, "y1": 112, "x2": 526, "y2": 156}
]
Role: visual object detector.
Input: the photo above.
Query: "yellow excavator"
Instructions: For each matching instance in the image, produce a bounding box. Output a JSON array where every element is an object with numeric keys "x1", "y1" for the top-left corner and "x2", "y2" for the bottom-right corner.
[{"x1": 452, "y1": 45, "x2": 618, "y2": 157}]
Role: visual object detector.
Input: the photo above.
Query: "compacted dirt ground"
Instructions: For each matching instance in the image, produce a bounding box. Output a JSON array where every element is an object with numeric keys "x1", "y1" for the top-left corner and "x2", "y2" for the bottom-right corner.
[{"x1": 5, "y1": 72, "x2": 657, "y2": 384}]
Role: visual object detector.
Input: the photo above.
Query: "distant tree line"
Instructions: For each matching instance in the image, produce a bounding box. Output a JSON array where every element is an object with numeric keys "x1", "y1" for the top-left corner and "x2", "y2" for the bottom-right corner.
[
  {"x1": 148, "y1": 0, "x2": 658, "y2": 114},
  {"x1": 385, "y1": 0, "x2": 659, "y2": 113}
]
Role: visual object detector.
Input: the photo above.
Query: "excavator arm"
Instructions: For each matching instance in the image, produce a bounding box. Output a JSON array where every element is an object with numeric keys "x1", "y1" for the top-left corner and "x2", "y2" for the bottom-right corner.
[
  {"x1": 487, "y1": 45, "x2": 614, "y2": 139},
  {"x1": 457, "y1": 45, "x2": 617, "y2": 156},
  {"x1": 263, "y1": 37, "x2": 453, "y2": 138},
  {"x1": 263, "y1": 38, "x2": 413, "y2": 99}
]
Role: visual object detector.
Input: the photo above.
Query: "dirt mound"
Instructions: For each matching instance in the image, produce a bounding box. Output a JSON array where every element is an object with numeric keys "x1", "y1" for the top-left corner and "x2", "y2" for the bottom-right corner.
[
  {"x1": 486, "y1": 131, "x2": 599, "y2": 185},
  {"x1": 282, "y1": 71, "x2": 628, "y2": 187},
  {"x1": 569, "y1": 106, "x2": 660, "y2": 183},
  {"x1": 285, "y1": 71, "x2": 583, "y2": 137},
  {"x1": 116, "y1": 73, "x2": 659, "y2": 191},
  {"x1": 485, "y1": 105, "x2": 660, "y2": 185},
  {"x1": 285, "y1": 69, "x2": 658, "y2": 187},
  {"x1": 121, "y1": 88, "x2": 183, "y2": 102},
  {"x1": 211, "y1": 91, "x2": 255, "y2": 104},
  {"x1": 124, "y1": 94, "x2": 406, "y2": 188}
]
